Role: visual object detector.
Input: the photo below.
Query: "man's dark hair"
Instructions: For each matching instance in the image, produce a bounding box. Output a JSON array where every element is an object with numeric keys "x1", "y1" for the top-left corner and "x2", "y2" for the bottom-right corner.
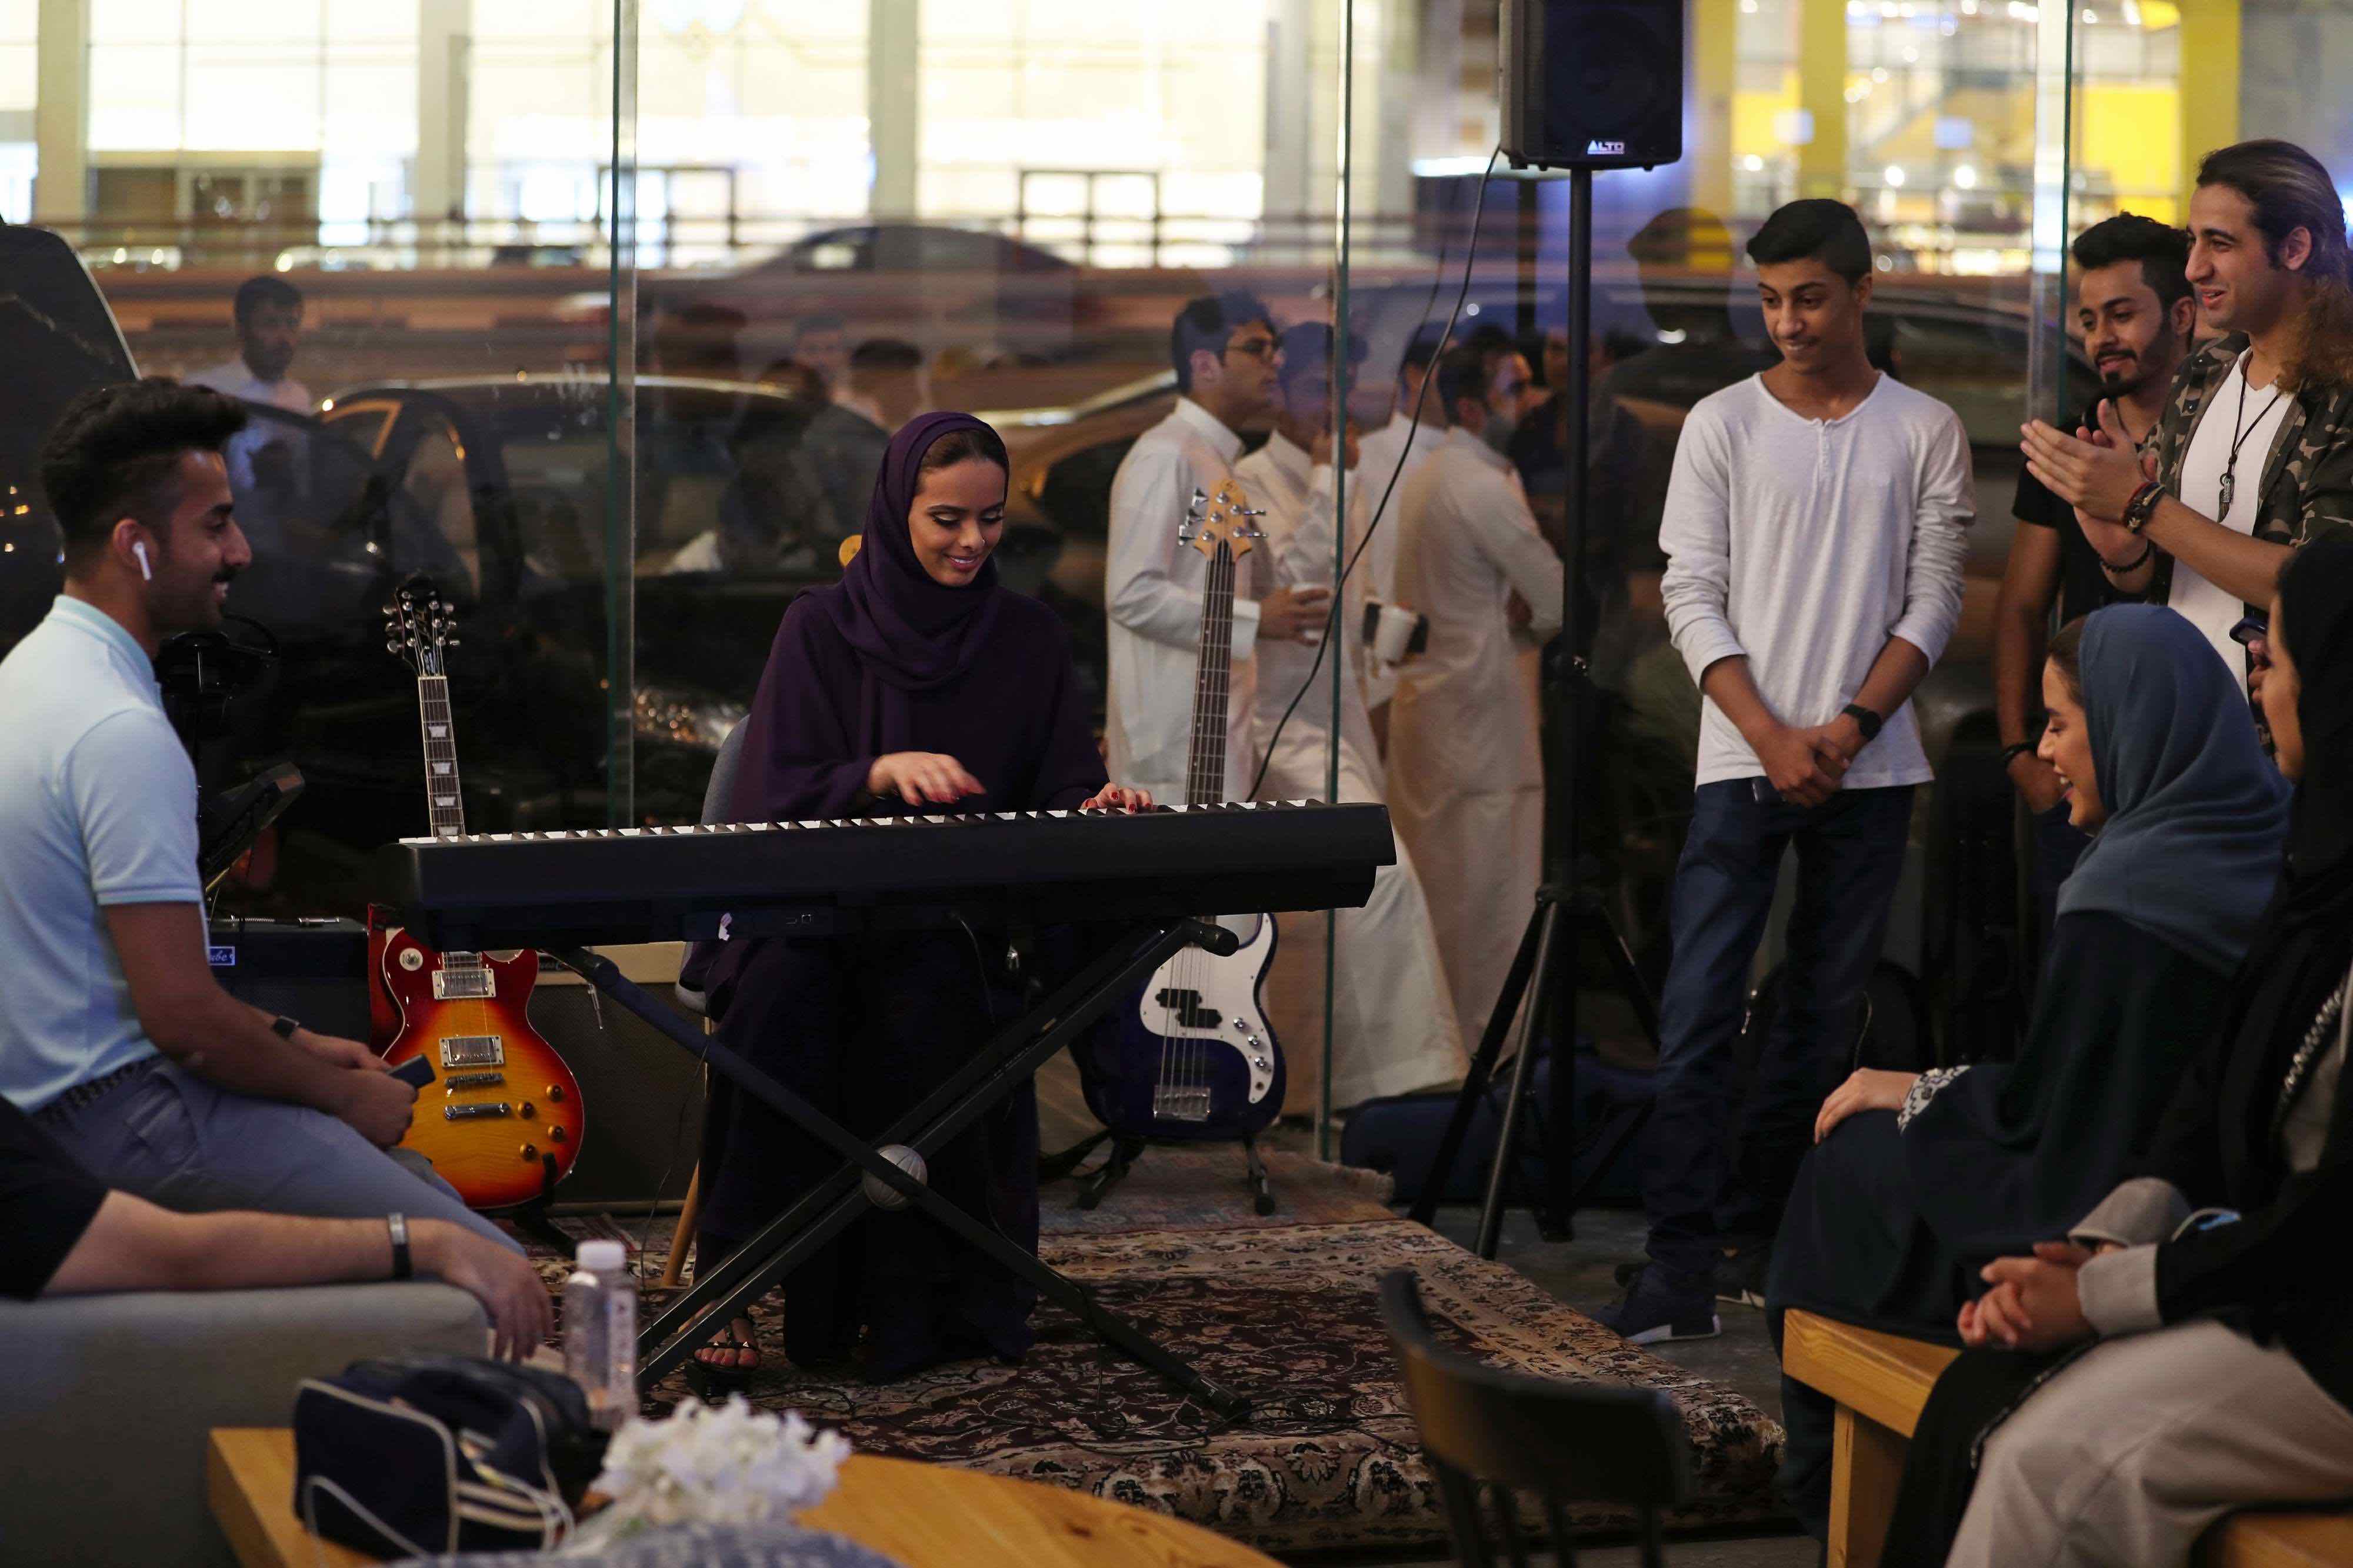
[
  {"x1": 1273, "y1": 322, "x2": 1365, "y2": 392},
  {"x1": 1399, "y1": 328, "x2": 1445, "y2": 379},
  {"x1": 848, "y1": 338, "x2": 924, "y2": 375},
  {"x1": 2070, "y1": 213, "x2": 2193, "y2": 312},
  {"x1": 1169, "y1": 291, "x2": 1275, "y2": 393},
  {"x1": 232, "y1": 274, "x2": 302, "y2": 328},
  {"x1": 1434, "y1": 342, "x2": 1502, "y2": 419},
  {"x1": 1745, "y1": 199, "x2": 1874, "y2": 284},
  {"x1": 38, "y1": 378, "x2": 248, "y2": 569}
]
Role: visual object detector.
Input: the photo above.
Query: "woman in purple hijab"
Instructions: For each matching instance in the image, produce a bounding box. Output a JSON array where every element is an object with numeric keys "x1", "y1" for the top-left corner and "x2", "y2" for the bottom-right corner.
[{"x1": 692, "y1": 412, "x2": 1149, "y2": 1387}]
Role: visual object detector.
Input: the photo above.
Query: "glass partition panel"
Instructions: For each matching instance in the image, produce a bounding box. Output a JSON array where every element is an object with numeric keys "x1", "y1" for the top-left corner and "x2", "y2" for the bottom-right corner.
[{"x1": 7, "y1": 0, "x2": 636, "y2": 919}]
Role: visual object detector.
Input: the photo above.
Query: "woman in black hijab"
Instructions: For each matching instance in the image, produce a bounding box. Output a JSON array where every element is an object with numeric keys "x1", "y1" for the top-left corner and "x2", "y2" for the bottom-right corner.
[
  {"x1": 1764, "y1": 605, "x2": 2288, "y2": 1537},
  {"x1": 1887, "y1": 534, "x2": 2353, "y2": 1564},
  {"x1": 691, "y1": 412, "x2": 1149, "y2": 1387}
]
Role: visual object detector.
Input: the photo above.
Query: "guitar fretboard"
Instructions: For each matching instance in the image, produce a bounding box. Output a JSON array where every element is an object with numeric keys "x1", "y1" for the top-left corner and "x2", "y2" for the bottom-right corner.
[
  {"x1": 416, "y1": 673, "x2": 466, "y2": 841},
  {"x1": 1182, "y1": 542, "x2": 1235, "y2": 808}
]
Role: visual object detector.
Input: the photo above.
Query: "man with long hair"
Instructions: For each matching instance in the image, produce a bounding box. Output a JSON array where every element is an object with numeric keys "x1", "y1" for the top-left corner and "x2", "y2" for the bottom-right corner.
[{"x1": 2024, "y1": 139, "x2": 2353, "y2": 680}]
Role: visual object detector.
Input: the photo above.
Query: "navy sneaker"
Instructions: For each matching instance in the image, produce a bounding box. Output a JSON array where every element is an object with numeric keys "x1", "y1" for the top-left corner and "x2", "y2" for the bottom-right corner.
[
  {"x1": 1594, "y1": 1264, "x2": 1721, "y2": 1345},
  {"x1": 1717, "y1": 1240, "x2": 1772, "y2": 1309}
]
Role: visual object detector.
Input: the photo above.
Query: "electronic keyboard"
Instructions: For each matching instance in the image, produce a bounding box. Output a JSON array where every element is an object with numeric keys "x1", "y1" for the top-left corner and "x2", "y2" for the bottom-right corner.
[{"x1": 376, "y1": 800, "x2": 1392, "y2": 952}]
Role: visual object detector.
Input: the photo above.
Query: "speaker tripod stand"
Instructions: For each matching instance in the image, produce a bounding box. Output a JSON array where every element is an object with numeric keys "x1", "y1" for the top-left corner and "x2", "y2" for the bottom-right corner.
[{"x1": 1408, "y1": 162, "x2": 1663, "y2": 1257}]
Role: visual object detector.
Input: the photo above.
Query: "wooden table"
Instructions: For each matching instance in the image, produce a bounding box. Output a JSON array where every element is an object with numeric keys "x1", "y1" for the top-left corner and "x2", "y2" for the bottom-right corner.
[{"x1": 208, "y1": 1427, "x2": 1278, "y2": 1567}]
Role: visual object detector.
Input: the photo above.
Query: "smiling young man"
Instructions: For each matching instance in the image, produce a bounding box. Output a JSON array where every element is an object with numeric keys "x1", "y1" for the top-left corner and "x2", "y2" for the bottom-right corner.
[
  {"x1": 2023, "y1": 139, "x2": 2353, "y2": 680},
  {"x1": 1994, "y1": 215, "x2": 2195, "y2": 919},
  {"x1": 1603, "y1": 200, "x2": 1971, "y2": 1343},
  {"x1": 3, "y1": 379, "x2": 520, "y2": 1258}
]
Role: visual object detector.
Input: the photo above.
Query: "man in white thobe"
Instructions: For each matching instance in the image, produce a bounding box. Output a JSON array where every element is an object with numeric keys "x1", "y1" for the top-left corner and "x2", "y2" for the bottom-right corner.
[
  {"x1": 185, "y1": 275, "x2": 312, "y2": 416},
  {"x1": 1234, "y1": 324, "x2": 1465, "y2": 1110},
  {"x1": 1105, "y1": 293, "x2": 1329, "y2": 805},
  {"x1": 1387, "y1": 341, "x2": 1564, "y2": 1055},
  {"x1": 1355, "y1": 335, "x2": 1444, "y2": 720}
]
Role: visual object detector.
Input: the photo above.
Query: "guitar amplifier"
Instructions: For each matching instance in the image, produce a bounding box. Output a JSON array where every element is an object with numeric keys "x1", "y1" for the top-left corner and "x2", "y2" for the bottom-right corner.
[{"x1": 206, "y1": 916, "x2": 372, "y2": 1043}]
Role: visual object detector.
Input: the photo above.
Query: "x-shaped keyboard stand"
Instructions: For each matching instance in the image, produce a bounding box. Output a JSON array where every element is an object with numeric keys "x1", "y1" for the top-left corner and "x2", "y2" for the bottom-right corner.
[{"x1": 555, "y1": 916, "x2": 1255, "y2": 1420}]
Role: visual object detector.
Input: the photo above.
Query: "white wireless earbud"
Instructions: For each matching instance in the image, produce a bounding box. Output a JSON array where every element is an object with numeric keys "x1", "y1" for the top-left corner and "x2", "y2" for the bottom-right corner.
[{"x1": 132, "y1": 541, "x2": 152, "y2": 582}]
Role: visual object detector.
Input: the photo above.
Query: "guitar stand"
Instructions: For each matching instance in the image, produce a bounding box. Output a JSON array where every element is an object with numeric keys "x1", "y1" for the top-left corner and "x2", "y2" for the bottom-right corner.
[
  {"x1": 554, "y1": 918, "x2": 1257, "y2": 1422},
  {"x1": 1059, "y1": 1129, "x2": 1277, "y2": 1217},
  {"x1": 499, "y1": 1152, "x2": 572, "y2": 1254}
]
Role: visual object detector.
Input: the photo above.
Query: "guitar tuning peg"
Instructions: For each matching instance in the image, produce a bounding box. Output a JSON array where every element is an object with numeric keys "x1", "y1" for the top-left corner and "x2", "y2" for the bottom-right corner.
[{"x1": 444, "y1": 635, "x2": 461, "y2": 648}]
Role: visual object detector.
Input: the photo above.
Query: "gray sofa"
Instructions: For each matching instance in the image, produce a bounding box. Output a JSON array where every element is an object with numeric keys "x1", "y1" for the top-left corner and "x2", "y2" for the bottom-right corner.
[{"x1": 0, "y1": 1281, "x2": 486, "y2": 1565}]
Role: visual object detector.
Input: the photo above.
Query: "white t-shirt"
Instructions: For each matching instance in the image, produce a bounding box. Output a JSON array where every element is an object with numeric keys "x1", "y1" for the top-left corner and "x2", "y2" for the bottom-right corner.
[
  {"x1": 184, "y1": 360, "x2": 312, "y2": 415},
  {"x1": 2172, "y1": 352, "x2": 2292, "y2": 680},
  {"x1": 1658, "y1": 373, "x2": 1974, "y2": 790},
  {"x1": 0, "y1": 599, "x2": 203, "y2": 1113}
]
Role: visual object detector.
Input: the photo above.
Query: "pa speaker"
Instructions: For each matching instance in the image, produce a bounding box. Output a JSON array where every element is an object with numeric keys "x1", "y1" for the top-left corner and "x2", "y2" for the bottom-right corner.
[{"x1": 1501, "y1": 0, "x2": 1685, "y2": 171}]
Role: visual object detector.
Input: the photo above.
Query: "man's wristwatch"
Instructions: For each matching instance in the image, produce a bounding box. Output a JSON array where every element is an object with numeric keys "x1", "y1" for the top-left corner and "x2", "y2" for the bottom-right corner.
[
  {"x1": 270, "y1": 1015, "x2": 301, "y2": 1041},
  {"x1": 387, "y1": 1213, "x2": 413, "y2": 1280},
  {"x1": 1840, "y1": 704, "x2": 1884, "y2": 744},
  {"x1": 1999, "y1": 739, "x2": 2037, "y2": 769}
]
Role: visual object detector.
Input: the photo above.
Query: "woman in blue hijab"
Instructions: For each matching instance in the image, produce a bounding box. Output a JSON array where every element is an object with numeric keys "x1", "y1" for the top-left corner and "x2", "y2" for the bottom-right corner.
[
  {"x1": 1764, "y1": 603, "x2": 2289, "y2": 1538},
  {"x1": 691, "y1": 413, "x2": 1149, "y2": 1390}
]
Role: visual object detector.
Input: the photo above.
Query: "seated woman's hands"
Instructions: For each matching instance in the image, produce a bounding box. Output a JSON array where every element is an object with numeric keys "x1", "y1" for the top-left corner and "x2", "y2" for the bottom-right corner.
[
  {"x1": 868, "y1": 752, "x2": 984, "y2": 806},
  {"x1": 1957, "y1": 1241, "x2": 2101, "y2": 1353},
  {"x1": 1814, "y1": 1067, "x2": 1920, "y2": 1143},
  {"x1": 1081, "y1": 783, "x2": 1154, "y2": 812}
]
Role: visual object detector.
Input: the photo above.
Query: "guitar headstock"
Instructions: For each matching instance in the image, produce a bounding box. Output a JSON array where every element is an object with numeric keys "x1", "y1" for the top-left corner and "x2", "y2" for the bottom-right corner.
[
  {"x1": 384, "y1": 577, "x2": 458, "y2": 678},
  {"x1": 1178, "y1": 482, "x2": 1265, "y2": 562}
]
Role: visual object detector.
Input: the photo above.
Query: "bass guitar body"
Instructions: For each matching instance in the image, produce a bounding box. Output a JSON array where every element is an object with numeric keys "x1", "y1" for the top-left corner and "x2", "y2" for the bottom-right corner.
[
  {"x1": 1083, "y1": 915, "x2": 1285, "y2": 1140},
  {"x1": 379, "y1": 933, "x2": 584, "y2": 1210}
]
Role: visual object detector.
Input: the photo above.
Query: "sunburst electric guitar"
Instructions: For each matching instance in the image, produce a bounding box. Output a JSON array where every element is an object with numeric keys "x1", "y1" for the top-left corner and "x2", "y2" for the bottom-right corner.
[
  {"x1": 379, "y1": 581, "x2": 585, "y2": 1210},
  {"x1": 1078, "y1": 482, "x2": 1288, "y2": 1150}
]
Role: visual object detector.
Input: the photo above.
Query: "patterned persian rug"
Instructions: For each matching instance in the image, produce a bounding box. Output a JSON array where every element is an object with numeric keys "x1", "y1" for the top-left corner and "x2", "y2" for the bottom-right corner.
[{"x1": 544, "y1": 1150, "x2": 1786, "y2": 1555}]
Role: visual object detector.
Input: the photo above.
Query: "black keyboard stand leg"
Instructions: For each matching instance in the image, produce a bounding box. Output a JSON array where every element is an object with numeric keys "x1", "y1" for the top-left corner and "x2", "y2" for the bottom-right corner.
[
  {"x1": 554, "y1": 925, "x2": 1254, "y2": 1422},
  {"x1": 1241, "y1": 1132, "x2": 1275, "y2": 1216},
  {"x1": 1074, "y1": 1136, "x2": 1142, "y2": 1210}
]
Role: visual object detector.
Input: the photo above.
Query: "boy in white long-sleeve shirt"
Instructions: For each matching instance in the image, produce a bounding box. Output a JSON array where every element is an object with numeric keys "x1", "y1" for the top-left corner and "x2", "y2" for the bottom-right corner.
[{"x1": 1598, "y1": 199, "x2": 1972, "y2": 1344}]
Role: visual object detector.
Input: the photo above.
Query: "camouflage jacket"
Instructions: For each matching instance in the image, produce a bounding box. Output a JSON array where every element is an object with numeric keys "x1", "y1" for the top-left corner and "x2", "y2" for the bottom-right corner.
[{"x1": 2144, "y1": 332, "x2": 2353, "y2": 607}]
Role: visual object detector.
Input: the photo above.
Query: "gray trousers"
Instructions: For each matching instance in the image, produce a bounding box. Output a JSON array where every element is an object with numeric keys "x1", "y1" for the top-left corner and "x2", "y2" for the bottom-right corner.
[
  {"x1": 41, "y1": 1060, "x2": 520, "y2": 1255},
  {"x1": 1951, "y1": 1318, "x2": 2353, "y2": 1566}
]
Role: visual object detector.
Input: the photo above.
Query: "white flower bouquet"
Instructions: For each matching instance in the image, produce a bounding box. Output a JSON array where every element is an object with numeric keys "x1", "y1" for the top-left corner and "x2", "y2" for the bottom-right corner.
[{"x1": 564, "y1": 1396, "x2": 852, "y2": 1552}]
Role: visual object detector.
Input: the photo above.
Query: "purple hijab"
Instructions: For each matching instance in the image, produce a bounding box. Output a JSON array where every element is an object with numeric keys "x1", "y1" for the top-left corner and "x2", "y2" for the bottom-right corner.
[
  {"x1": 817, "y1": 410, "x2": 1006, "y2": 691},
  {"x1": 724, "y1": 408, "x2": 1108, "y2": 829}
]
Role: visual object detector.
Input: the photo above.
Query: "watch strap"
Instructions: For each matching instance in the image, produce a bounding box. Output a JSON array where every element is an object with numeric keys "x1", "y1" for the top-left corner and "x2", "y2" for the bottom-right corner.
[
  {"x1": 387, "y1": 1213, "x2": 412, "y2": 1280},
  {"x1": 270, "y1": 1015, "x2": 301, "y2": 1040},
  {"x1": 1841, "y1": 703, "x2": 1884, "y2": 743},
  {"x1": 1999, "y1": 739, "x2": 2038, "y2": 768}
]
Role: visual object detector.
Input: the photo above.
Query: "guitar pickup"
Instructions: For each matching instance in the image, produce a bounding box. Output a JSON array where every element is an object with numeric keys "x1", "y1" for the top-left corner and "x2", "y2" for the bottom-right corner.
[
  {"x1": 444, "y1": 1102, "x2": 512, "y2": 1121},
  {"x1": 443, "y1": 1072, "x2": 505, "y2": 1090},
  {"x1": 432, "y1": 970, "x2": 496, "y2": 1002},
  {"x1": 439, "y1": 1035, "x2": 505, "y2": 1069}
]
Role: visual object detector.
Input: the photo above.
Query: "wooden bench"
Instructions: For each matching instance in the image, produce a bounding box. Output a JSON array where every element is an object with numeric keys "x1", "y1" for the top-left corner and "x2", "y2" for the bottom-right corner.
[{"x1": 1782, "y1": 1309, "x2": 2353, "y2": 1568}]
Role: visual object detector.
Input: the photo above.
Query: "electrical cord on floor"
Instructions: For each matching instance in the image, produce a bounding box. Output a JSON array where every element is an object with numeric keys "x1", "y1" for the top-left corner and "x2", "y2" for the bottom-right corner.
[{"x1": 1246, "y1": 143, "x2": 1505, "y2": 801}]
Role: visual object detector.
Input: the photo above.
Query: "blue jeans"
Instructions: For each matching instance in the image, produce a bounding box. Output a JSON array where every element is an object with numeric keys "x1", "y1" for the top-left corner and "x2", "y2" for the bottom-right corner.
[{"x1": 1641, "y1": 779, "x2": 1914, "y2": 1283}]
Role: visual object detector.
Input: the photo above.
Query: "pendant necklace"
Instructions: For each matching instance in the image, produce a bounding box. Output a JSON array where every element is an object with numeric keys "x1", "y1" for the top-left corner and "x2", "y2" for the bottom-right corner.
[{"x1": 2221, "y1": 354, "x2": 2287, "y2": 514}]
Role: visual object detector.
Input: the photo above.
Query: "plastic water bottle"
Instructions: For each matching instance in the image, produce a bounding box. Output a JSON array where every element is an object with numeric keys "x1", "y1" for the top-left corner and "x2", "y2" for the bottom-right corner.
[{"x1": 563, "y1": 1240, "x2": 636, "y2": 1431}]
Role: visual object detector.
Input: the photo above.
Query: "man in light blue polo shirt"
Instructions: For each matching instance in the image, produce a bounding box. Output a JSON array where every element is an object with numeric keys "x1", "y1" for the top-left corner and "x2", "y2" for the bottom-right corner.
[{"x1": 2, "y1": 379, "x2": 515, "y2": 1254}]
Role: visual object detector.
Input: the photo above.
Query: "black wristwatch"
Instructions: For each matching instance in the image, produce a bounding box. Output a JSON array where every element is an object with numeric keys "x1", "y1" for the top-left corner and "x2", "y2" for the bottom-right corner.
[
  {"x1": 1999, "y1": 739, "x2": 2038, "y2": 769},
  {"x1": 270, "y1": 1014, "x2": 301, "y2": 1040},
  {"x1": 387, "y1": 1213, "x2": 413, "y2": 1280},
  {"x1": 1840, "y1": 703, "x2": 1884, "y2": 744}
]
